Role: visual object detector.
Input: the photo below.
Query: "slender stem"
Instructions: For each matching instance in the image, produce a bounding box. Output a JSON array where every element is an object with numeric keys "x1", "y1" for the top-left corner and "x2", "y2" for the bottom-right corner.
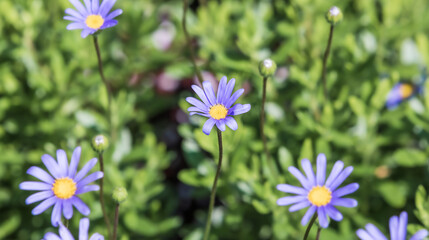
[
  {"x1": 64, "y1": 219, "x2": 69, "y2": 228},
  {"x1": 99, "y1": 154, "x2": 112, "y2": 240},
  {"x1": 203, "y1": 129, "x2": 223, "y2": 240},
  {"x1": 321, "y1": 25, "x2": 334, "y2": 101},
  {"x1": 316, "y1": 226, "x2": 322, "y2": 240},
  {"x1": 303, "y1": 214, "x2": 318, "y2": 240},
  {"x1": 93, "y1": 36, "x2": 113, "y2": 138},
  {"x1": 182, "y1": 0, "x2": 204, "y2": 85},
  {"x1": 113, "y1": 203, "x2": 120, "y2": 240},
  {"x1": 260, "y1": 77, "x2": 278, "y2": 179}
]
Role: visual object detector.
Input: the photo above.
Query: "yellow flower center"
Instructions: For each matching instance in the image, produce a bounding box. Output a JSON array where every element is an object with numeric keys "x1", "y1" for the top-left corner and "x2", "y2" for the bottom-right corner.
[
  {"x1": 307, "y1": 186, "x2": 332, "y2": 207},
  {"x1": 52, "y1": 177, "x2": 77, "y2": 199},
  {"x1": 85, "y1": 15, "x2": 104, "y2": 29},
  {"x1": 209, "y1": 104, "x2": 228, "y2": 120},
  {"x1": 399, "y1": 84, "x2": 413, "y2": 98}
]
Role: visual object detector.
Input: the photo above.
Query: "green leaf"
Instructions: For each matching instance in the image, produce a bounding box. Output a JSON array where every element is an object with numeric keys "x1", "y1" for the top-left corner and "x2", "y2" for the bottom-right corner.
[
  {"x1": 393, "y1": 149, "x2": 428, "y2": 167},
  {"x1": 378, "y1": 181, "x2": 409, "y2": 208}
]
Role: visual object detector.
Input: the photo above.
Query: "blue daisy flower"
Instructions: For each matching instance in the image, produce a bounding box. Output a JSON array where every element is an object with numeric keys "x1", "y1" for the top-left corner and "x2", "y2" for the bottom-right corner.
[
  {"x1": 386, "y1": 83, "x2": 415, "y2": 109},
  {"x1": 64, "y1": 0, "x2": 123, "y2": 38},
  {"x1": 44, "y1": 218, "x2": 104, "y2": 240},
  {"x1": 357, "y1": 211, "x2": 428, "y2": 240},
  {"x1": 276, "y1": 153, "x2": 359, "y2": 228},
  {"x1": 19, "y1": 147, "x2": 103, "y2": 227},
  {"x1": 186, "y1": 76, "x2": 251, "y2": 135}
]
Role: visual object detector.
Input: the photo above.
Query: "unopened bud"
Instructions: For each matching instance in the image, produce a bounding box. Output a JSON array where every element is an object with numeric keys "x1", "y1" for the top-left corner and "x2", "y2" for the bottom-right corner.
[
  {"x1": 258, "y1": 59, "x2": 277, "y2": 78},
  {"x1": 326, "y1": 6, "x2": 343, "y2": 25},
  {"x1": 91, "y1": 134, "x2": 109, "y2": 154},
  {"x1": 112, "y1": 187, "x2": 128, "y2": 203}
]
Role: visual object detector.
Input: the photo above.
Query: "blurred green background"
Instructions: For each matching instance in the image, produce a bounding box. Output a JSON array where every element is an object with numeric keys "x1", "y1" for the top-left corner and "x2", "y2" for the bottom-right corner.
[{"x1": 1, "y1": 0, "x2": 429, "y2": 239}]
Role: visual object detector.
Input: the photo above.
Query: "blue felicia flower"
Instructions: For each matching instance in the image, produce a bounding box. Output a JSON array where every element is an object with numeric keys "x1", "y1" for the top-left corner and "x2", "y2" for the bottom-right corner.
[
  {"x1": 44, "y1": 218, "x2": 104, "y2": 240},
  {"x1": 357, "y1": 212, "x2": 428, "y2": 240},
  {"x1": 64, "y1": 0, "x2": 123, "y2": 38},
  {"x1": 186, "y1": 76, "x2": 251, "y2": 135},
  {"x1": 276, "y1": 153, "x2": 359, "y2": 228},
  {"x1": 386, "y1": 83, "x2": 415, "y2": 109},
  {"x1": 19, "y1": 147, "x2": 103, "y2": 227}
]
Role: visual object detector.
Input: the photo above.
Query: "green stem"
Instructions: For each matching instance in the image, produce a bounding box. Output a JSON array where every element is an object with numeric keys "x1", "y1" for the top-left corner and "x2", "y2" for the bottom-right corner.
[
  {"x1": 113, "y1": 203, "x2": 120, "y2": 240},
  {"x1": 203, "y1": 129, "x2": 223, "y2": 240},
  {"x1": 303, "y1": 214, "x2": 318, "y2": 240},
  {"x1": 182, "y1": 0, "x2": 204, "y2": 85},
  {"x1": 316, "y1": 226, "x2": 322, "y2": 240},
  {"x1": 321, "y1": 25, "x2": 334, "y2": 101},
  {"x1": 260, "y1": 77, "x2": 278, "y2": 179},
  {"x1": 99, "y1": 154, "x2": 112, "y2": 240},
  {"x1": 93, "y1": 36, "x2": 113, "y2": 139}
]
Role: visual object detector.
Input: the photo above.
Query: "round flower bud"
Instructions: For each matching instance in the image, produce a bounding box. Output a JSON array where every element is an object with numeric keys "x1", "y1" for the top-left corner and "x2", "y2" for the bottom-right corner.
[
  {"x1": 325, "y1": 6, "x2": 343, "y2": 25},
  {"x1": 112, "y1": 187, "x2": 128, "y2": 203},
  {"x1": 91, "y1": 134, "x2": 109, "y2": 154},
  {"x1": 258, "y1": 59, "x2": 277, "y2": 78}
]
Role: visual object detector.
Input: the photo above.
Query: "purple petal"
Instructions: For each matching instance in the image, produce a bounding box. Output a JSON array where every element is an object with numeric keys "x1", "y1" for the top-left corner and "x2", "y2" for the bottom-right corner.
[
  {"x1": 289, "y1": 200, "x2": 311, "y2": 212},
  {"x1": 41, "y1": 154, "x2": 62, "y2": 178},
  {"x1": 327, "y1": 166, "x2": 353, "y2": 191},
  {"x1": 203, "y1": 81, "x2": 216, "y2": 106},
  {"x1": 92, "y1": 0, "x2": 100, "y2": 13},
  {"x1": 32, "y1": 196, "x2": 57, "y2": 215},
  {"x1": 288, "y1": 166, "x2": 313, "y2": 190},
  {"x1": 68, "y1": 147, "x2": 81, "y2": 178},
  {"x1": 67, "y1": 22, "x2": 86, "y2": 30},
  {"x1": 189, "y1": 111, "x2": 210, "y2": 117},
  {"x1": 20, "y1": 181, "x2": 52, "y2": 191},
  {"x1": 64, "y1": 16, "x2": 82, "y2": 22},
  {"x1": 333, "y1": 183, "x2": 359, "y2": 198},
  {"x1": 410, "y1": 230, "x2": 429, "y2": 240},
  {"x1": 71, "y1": 196, "x2": 90, "y2": 215},
  {"x1": 228, "y1": 104, "x2": 251, "y2": 116},
  {"x1": 365, "y1": 224, "x2": 388, "y2": 240},
  {"x1": 63, "y1": 199, "x2": 73, "y2": 219},
  {"x1": 105, "y1": 9, "x2": 122, "y2": 20},
  {"x1": 318, "y1": 206, "x2": 329, "y2": 228},
  {"x1": 44, "y1": 232, "x2": 61, "y2": 240},
  {"x1": 74, "y1": 158, "x2": 98, "y2": 182},
  {"x1": 76, "y1": 185, "x2": 100, "y2": 195},
  {"x1": 216, "y1": 76, "x2": 227, "y2": 104},
  {"x1": 202, "y1": 118, "x2": 216, "y2": 135},
  {"x1": 51, "y1": 201, "x2": 62, "y2": 227},
  {"x1": 224, "y1": 116, "x2": 238, "y2": 130},
  {"x1": 25, "y1": 190, "x2": 53, "y2": 205},
  {"x1": 186, "y1": 97, "x2": 209, "y2": 112},
  {"x1": 191, "y1": 85, "x2": 211, "y2": 107},
  {"x1": 276, "y1": 184, "x2": 307, "y2": 195},
  {"x1": 89, "y1": 233, "x2": 104, "y2": 240},
  {"x1": 77, "y1": 171, "x2": 104, "y2": 188},
  {"x1": 215, "y1": 119, "x2": 226, "y2": 131},
  {"x1": 58, "y1": 221, "x2": 74, "y2": 240},
  {"x1": 225, "y1": 89, "x2": 244, "y2": 108},
  {"x1": 356, "y1": 229, "x2": 375, "y2": 240},
  {"x1": 316, "y1": 154, "x2": 326, "y2": 186},
  {"x1": 222, "y1": 78, "x2": 235, "y2": 104},
  {"x1": 65, "y1": 8, "x2": 85, "y2": 19},
  {"x1": 69, "y1": 0, "x2": 89, "y2": 16},
  {"x1": 79, "y1": 218, "x2": 90, "y2": 240},
  {"x1": 83, "y1": 0, "x2": 92, "y2": 13},
  {"x1": 331, "y1": 198, "x2": 358, "y2": 208},
  {"x1": 277, "y1": 196, "x2": 307, "y2": 206},
  {"x1": 56, "y1": 149, "x2": 68, "y2": 178},
  {"x1": 324, "y1": 161, "x2": 344, "y2": 188},
  {"x1": 27, "y1": 166, "x2": 54, "y2": 184},
  {"x1": 389, "y1": 215, "x2": 399, "y2": 240},
  {"x1": 188, "y1": 106, "x2": 207, "y2": 113},
  {"x1": 99, "y1": 0, "x2": 116, "y2": 17},
  {"x1": 301, "y1": 159, "x2": 316, "y2": 186},
  {"x1": 325, "y1": 205, "x2": 343, "y2": 221},
  {"x1": 397, "y1": 212, "x2": 407, "y2": 240},
  {"x1": 301, "y1": 205, "x2": 317, "y2": 226},
  {"x1": 100, "y1": 19, "x2": 118, "y2": 29},
  {"x1": 81, "y1": 28, "x2": 94, "y2": 38}
]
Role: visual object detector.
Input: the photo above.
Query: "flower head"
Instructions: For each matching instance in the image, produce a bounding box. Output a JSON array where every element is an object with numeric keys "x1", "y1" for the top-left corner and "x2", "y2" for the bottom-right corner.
[
  {"x1": 91, "y1": 134, "x2": 109, "y2": 154},
  {"x1": 20, "y1": 147, "x2": 103, "y2": 227},
  {"x1": 276, "y1": 153, "x2": 359, "y2": 228},
  {"x1": 386, "y1": 83, "x2": 415, "y2": 109},
  {"x1": 356, "y1": 211, "x2": 428, "y2": 240},
  {"x1": 64, "y1": 0, "x2": 123, "y2": 38},
  {"x1": 259, "y1": 59, "x2": 277, "y2": 77},
  {"x1": 186, "y1": 76, "x2": 251, "y2": 135},
  {"x1": 44, "y1": 218, "x2": 104, "y2": 240},
  {"x1": 326, "y1": 6, "x2": 343, "y2": 25}
]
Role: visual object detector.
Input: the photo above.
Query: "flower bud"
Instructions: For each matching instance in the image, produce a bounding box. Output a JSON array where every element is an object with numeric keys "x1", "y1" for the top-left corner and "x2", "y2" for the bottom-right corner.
[
  {"x1": 91, "y1": 134, "x2": 109, "y2": 154},
  {"x1": 325, "y1": 6, "x2": 343, "y2": 25},
  {"x1": 258, "y1": 59, "x2": 277, "y2": 78},
  {"x1": 112, "y1": 187, "x2": 128, "y2": 203}
]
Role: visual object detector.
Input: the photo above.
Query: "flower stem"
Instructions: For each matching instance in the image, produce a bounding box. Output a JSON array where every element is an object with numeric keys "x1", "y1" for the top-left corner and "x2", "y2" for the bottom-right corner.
[
  {"x1": 303, "y1": 213, "x2": 318, "y2": 240},
  {"x1": 260, "y1": 76, "x2": 278, "y2": 179},
  {"x1": 203, "y1": 129, "x2": 223, "y2": 240},
  {"x1": 182, "y1": 0, "x2": 204, "y2": 85},
  {"x1": 113, "y1": 203, "x2": 120, "y2": 240},
  {"x1": 321, "y1": 25, "x2": 335, "y2": 101},
  {"x1": 99, "y1": 154, "x2": 112, "y2": 240},
  {"x1": 316, "y1": 226, "x2": 322, "y2": 240},
  {"x1": 93, "y1": 36, "x2": 113, "y2": 138}
]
